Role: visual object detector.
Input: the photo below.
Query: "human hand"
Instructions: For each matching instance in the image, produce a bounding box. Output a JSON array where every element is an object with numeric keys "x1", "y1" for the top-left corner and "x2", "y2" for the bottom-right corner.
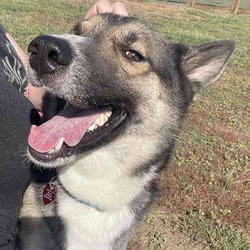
[{"x1": 85, "y1": 0, "x2": 128, "y2": 19}]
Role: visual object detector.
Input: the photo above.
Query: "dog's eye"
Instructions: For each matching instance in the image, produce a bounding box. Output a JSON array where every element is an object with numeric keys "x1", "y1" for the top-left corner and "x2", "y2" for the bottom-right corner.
[{"x1": 124, "y1": 50, "x2": 144, "y2": 62}]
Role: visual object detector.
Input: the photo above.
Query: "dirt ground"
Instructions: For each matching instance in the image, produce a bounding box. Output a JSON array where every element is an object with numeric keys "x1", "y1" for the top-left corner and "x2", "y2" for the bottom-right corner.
[
  {"x1": 128, "y1": 210, "x2": 207, "y2": 250},
  {"x1": 124, "y1": 0, "x2": 250, "y2": 15}
]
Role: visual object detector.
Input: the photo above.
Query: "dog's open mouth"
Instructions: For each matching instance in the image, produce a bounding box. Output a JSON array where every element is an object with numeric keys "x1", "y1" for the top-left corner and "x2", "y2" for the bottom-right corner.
[{"x1": 28, "y1": 102, "x2": 127, "y2": 163}]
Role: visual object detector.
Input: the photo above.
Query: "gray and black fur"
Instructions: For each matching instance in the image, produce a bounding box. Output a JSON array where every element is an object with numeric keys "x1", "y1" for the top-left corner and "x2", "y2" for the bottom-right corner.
[{"x1": 18, "y1": 14, "x2": 235, "y2": 249}]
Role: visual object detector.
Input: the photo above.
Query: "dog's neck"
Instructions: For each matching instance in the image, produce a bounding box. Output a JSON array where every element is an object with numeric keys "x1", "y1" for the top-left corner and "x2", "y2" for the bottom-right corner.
[{"x1": 57, "y1": 178, "x2": 104, "y2": 212}]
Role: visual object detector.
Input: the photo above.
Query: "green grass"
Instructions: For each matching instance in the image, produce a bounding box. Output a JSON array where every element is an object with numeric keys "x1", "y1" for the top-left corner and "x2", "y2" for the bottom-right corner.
[
  {"x1": 195, "y1": 0, "x2": 250, "y2": 9},
  {"x1": 142, "y1": 9, "x2": 250, "y2": 71},
  {"x1": 0, "y1": 0, "x2": 249, "y2": 249},
  {"x1": 165, "y1": 0, "x2": 250, "y2": 9},
  {"x1": 139, "y1": 4, "x2": 250, "y2": 250},
  {"x1": 0, "y1": 0, "x2": 91, "y2": 49},
  {"x1": 181, "y1": 210, "x2": 250, "y2": 250}
]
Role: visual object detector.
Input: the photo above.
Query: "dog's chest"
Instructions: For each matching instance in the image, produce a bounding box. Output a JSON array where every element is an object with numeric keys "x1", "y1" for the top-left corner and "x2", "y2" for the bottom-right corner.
[{"x1": 57, "y1": 194, "x2": 134, "y2": 250}]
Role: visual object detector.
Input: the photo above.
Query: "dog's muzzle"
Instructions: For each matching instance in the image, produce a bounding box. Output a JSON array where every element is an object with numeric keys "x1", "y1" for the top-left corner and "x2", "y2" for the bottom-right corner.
[
  {"x1": 27, "y1": 34, "x2": 128, "y2": 165},
  {"x1": 28, "y1": 35, "x2": 72, "y2": 76}
]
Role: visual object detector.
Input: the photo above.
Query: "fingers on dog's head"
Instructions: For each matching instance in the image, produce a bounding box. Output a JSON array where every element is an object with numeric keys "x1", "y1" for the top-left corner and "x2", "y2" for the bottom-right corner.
[
  {"x1": 84, "y1": 0, "x2": 128, "y2": 20},
  {"x1": 112, "y1": 2, "x2": 128, "y2": 16}
]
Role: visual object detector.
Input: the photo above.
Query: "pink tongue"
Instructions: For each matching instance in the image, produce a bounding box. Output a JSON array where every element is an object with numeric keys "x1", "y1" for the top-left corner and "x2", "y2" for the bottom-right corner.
[{"x1": 28, "y1": 105, "x2": 101, "y2": 153}]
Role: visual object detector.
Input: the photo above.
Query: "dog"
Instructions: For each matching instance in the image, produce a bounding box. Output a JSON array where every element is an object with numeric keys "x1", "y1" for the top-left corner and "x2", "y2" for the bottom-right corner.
[{"x1": 18, "y1": 13, "x2": 235, "y2": 249}]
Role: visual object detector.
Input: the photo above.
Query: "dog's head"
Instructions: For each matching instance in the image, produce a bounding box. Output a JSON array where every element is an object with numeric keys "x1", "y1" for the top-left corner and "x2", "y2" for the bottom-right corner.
[{"x1": 27, "y1": 14, "x2": 234, "y2": 169}]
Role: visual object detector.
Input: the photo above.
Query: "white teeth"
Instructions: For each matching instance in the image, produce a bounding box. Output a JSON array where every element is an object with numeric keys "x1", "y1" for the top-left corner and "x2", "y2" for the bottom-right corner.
[
  {"x1": 48, "y1": 138, "x2": 64, "y2": 154},
  {"x1": 87, "y1": 110, "x2": 112, "y2": 132},
  {"x1": 105, "y1": 110, "x2": 112, "y2": 118},
  {"x1": 88, "y1": 123, "x2": 98, "y2": 131},
  {"x1": 95, "y1": 113, "x2": 108, "y2": 126}
]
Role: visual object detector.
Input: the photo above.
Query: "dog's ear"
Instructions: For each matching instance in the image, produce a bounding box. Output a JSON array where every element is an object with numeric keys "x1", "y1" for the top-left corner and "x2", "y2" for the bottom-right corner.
[{"x1": 181, "y1": 40, "x2": 235, "y2": 95}]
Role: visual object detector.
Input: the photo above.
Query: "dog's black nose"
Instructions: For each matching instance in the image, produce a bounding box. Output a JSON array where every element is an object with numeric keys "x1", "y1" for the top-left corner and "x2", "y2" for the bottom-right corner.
[{"x1": 28, "y1": 35, "x2": 72, "y2": 75}]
